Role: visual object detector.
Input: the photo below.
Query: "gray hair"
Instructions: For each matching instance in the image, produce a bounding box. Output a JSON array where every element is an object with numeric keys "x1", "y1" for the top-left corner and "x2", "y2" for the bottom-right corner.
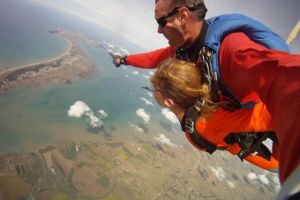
[{"x1": 156, "y1": 0, "x2": 207, "y2": 19}]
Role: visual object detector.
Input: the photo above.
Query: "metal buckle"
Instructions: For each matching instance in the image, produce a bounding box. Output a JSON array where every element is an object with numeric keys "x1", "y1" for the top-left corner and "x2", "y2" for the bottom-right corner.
[
  {"x1": 185, "y1": 118, "x2": 195, "y2": 133},
  {"x1": 237, "y1": 149, "x2": 249, "y2": 161}
]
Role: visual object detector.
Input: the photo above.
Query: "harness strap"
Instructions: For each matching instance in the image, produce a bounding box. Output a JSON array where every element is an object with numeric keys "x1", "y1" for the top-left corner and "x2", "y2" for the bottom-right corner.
[
  {"x1": 224, "y1": 132, "x2": 277, "y2": 161},
  {"x1": 181, "y1": 105, "x2": 227, "y2": 154},
  {"x1": 197, "y1": 47, "x2": 220, "y2": 102},
  {"x1": 182, "y1": 105, "x2": 277, "y2": 159},
  {"x1": 197, "y1": 47, "x2": 257, "y2": 111}
]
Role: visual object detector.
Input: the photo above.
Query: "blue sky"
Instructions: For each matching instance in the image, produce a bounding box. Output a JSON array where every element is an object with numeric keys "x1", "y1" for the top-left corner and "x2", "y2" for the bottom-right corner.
[{"x1": 33, "y1": 0, "x2": 299, "y2": 52}]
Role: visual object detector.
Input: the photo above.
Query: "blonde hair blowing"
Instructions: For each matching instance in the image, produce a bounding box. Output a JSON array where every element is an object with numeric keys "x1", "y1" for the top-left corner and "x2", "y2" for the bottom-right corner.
[{"x1": 150, "y1": 58, "x2": 216, "y2": 117}]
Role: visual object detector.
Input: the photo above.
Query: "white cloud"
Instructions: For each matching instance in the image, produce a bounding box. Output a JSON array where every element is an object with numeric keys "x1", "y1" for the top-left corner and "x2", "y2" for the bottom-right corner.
[
  {"x1": 209, "y1": 166, "x2": 235, "y2": 188},
  {"x1": 68, "y1": 101, "x2": 108, "y2": 128},
  {"x1": 210, "y1": 166, "x2": 226, "y2": 181},
  {"x1": 132, "y1": 70, "x2": 139, "y2": 75},
  {"x1": 171, "y1": 127, "x2": 180, "y2": 134},
  {"x1": 258, "y1": 174, "x2": 270, "y2": 185},
  {"x1": 148, "y1": 71, "x2": 154, "y2": 76},
  {"x1": 136, "y1": 108, "x2": 150, "y2": 123},
  {"x1": 247, "y1": 172, "x2": 257, "y2": 180},
  {"x1": 154, "y1": 134, "x2": 177, "y2": 147},
  {"x1": 68, "y1": 101, "x2": 90, "y2": 118},
  {"x1": 116, "y1": 48, "x2": 128, "y2": 55},
  {"x1": 119, "y1": 47, "x2": 129, "y2": 55},
  {"x1": 107, "y1": 49, "x2": 113, "y2": 54},
  {"x1": 107, "y1": 43, "x2": 115, "y2": 49},
  {"x1": 85, "y1": 112, "x2": 103, "y2": 128},
  {"x1": 227, "y1": 180, "x2": 235, "y2": 188},
  {"x1": 140, "y1": 97, "x2": 154, "y2": 106},
  {"x1": 129, "y1": 122, "x2": 144, "y2": 133},
  {"x1": 98, "y1": 109, "x2": 108, "y2": 118},
  {"x1": 161, "y1": 108, "x2": 179, "y2": 124},
  {"x1": 103, "y1": 41, "x2": 130, "y2": 56},
  {"x1": 272, "y1": 175, "x2": 280, "y2": 185},
  {"x1": 147, "y1": 92, "x2": 153, "y2": 98},
  {"x1": 272, "y1": 175, "x2": 281, "y2": 192},
  {"x1": 142, "y1": 74, "x2": 150, "y2": 79}
]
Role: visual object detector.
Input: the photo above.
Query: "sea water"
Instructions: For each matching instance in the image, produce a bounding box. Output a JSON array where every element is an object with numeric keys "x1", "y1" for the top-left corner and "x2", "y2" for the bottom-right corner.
[
  {"x1": 0, "y1": 0, "x2": 175, "y2": 152},
  {"x1": 0, "y1": 0, "x2": 67, "y2": 67}
]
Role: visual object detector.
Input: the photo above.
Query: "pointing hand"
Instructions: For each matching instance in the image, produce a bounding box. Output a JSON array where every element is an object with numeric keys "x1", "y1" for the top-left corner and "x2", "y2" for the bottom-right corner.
[{"x1": 110, "y1": 53, "x2": 127, "y2": 67}]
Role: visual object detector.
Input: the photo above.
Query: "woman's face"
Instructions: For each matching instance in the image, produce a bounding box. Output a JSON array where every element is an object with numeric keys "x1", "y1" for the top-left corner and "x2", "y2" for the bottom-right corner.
[{"x1": 153, "y1": 87, "x2": 166, "y2": 107}]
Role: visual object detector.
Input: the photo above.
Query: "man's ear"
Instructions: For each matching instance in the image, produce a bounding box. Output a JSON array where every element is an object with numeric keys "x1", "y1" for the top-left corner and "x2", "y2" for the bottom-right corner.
[
  {"x1": 164, "y1": 98, "x2": 174, "y2": 108},
  {"x1": 178, "y1": 7, "x2": 190, "y2": 23}
]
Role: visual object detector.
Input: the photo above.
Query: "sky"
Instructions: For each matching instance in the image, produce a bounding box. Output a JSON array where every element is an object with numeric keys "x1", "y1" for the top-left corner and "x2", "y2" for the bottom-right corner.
[{"x1": 33, "y1": 0, "x2": 300, "y2": 52}]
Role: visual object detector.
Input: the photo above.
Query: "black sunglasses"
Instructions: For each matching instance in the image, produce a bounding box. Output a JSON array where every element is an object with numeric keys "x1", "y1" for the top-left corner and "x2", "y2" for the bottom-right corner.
[
  {"x1": 156, "y1": 7, "x2": 180, "y2": 27},
  {"x1": 142, "y1": 86, "x2": 166, "y2": 98},
  {"x1": 142, "y1": 86, "x2": 156, "y2": 92},
  {"x1": 156, "y1": 4, "x2": 207, "y2": 28}
]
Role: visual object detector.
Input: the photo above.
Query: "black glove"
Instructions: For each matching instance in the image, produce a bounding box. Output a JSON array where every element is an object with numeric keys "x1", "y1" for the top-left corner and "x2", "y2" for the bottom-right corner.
[{"x1": 110, "y1": 53, "x2": 127, "y2": 67}]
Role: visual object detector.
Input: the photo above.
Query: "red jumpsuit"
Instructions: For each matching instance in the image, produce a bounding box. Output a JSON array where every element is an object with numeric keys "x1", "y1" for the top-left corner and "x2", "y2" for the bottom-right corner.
[
  {"x1": 219, "y1": 32, "x2": 300, "y2": 183},
  {"x1": 125, "y1": 32, "x2": 300, "y2": 183}
]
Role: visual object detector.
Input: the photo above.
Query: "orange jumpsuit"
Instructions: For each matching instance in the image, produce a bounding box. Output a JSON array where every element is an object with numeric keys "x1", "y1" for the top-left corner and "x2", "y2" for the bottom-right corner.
[{"x1": 185, "y1": 102, "x2": 278, "y2": 171}]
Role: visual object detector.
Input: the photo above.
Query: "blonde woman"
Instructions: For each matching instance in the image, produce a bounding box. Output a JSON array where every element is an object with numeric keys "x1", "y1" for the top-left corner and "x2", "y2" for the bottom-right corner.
[{"x1": 150, "y1": 58, "x2": 278, "y2": 171}]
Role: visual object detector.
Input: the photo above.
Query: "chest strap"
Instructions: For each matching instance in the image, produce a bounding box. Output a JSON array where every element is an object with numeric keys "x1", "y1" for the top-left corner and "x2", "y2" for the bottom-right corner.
[{"x1": 181, "y1": 105, "x2": 226, "y2": 154}]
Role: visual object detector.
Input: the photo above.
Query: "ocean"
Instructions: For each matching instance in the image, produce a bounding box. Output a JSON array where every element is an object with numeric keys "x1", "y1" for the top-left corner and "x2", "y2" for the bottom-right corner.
[{"x1": 0, "y1": 0, "x2": 178, "y2": 152}]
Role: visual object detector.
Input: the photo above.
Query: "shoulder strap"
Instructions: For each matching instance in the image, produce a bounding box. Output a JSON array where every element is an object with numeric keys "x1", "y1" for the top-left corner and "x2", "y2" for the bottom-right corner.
[
  {"x1": 181, "y1": 105, "x2": 226, "y2": 154},
  {"x1": 205, "y1": 14, "x2": 290, "y2": 54},
  {"x1": 200, "y1": 14, "x2": 290, "y2": 111},
  {"x1": 197, "y1": 47, "x2": 251, "y2": 111}
]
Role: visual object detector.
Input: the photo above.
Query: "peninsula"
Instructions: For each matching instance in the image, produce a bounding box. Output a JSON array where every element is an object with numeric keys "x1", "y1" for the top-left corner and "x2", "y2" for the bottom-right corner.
[{"x1": 0, "y1": 29, "x2": 101, "y2": 92}]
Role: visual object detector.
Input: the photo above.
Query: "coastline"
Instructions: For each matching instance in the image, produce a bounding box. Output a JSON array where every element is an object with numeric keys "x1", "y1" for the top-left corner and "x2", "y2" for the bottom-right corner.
[
  {"x1": 0, "y1": 40, "x2": 72, "y2": 77},
  {"x1": 0, "y1": 29, "x2": 100, "y2": 92}
]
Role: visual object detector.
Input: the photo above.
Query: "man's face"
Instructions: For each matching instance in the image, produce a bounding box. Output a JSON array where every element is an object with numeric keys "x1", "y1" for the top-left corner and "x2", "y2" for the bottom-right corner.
[{"x1": 155, "y1": 0, "x2": 186, "y2": 48}]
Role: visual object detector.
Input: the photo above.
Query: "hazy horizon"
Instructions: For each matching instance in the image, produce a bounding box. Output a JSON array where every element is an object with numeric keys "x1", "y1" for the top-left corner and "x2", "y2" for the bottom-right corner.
[{"x1": 28, "y1": 0, "x2": 300, "y2": 52}]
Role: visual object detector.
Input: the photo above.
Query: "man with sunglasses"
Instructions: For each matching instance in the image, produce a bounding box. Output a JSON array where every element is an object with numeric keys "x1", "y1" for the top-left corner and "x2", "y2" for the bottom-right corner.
[
  {"x1": 111, "y1": 0, "x2": 300, "y2": 195},
  {"x1": 112, "y1": 0, "x2": 208, "y2": 67}
]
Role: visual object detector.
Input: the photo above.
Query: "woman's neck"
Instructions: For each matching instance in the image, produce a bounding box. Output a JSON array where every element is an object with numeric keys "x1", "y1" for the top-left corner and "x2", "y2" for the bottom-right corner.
[{"x1": 169, "y1": 105, "x2": 186, "y2": 122}]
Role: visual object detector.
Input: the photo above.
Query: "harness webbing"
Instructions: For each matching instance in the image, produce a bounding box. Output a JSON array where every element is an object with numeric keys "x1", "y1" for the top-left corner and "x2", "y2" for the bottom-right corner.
[
  {"x1": 181, "y1": 106, "x2": 277, "y2": 159},
  {"x1": 224, "y1": 131, "x2": 277, "y2": 161},
  {"x1": 181, "y1": 105, "x2": 227, "y2": 154},
  {"x1": 197, "y1": 47, "x2": 257, "y2": 111}
]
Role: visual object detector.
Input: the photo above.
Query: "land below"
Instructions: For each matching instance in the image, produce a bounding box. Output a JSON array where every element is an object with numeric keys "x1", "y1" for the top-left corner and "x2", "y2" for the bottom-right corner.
[
  {"x1": 0, "y1": 137, "x2": 279, "y2": 200},
  {"x1": 0, "y1": 29, "x2": 101, "y2": 92}
]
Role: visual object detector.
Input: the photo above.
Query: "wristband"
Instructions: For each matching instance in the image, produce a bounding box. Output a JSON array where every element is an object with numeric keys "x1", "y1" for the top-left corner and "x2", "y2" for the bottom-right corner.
[{"x1": 120, "y1": 56, "x2": 127, "y2": 65}]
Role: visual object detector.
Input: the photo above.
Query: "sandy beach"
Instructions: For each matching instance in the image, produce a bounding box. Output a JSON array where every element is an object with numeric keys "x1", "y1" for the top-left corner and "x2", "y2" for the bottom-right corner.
[
  {"x1": 0, "y1": 40, "x2": 72, "y2": 77},
  {"x1": 0, "y1": 29, "x2": 98, "y2": 92}
]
